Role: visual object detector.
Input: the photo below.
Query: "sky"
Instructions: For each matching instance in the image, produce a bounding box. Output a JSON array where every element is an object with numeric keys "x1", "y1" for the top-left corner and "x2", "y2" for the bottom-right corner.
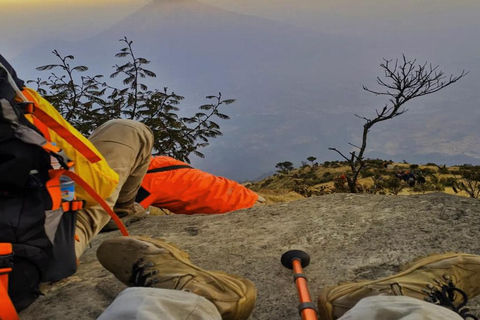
[
  {"x1": 2, "y1": 0, "x2": 480, "y2": 180},
  {"x1": 0, "y1": 0, "x2": 148, "y2": 58},
  {"x1": 3, "y1": 0, "x2": 476, "y2": 58}
]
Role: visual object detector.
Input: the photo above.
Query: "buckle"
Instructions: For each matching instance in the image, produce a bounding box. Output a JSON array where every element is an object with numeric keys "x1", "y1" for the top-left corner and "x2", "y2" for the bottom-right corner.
[
  {"x1": 0, "y1": 253, "x2": 14, "y2": 270},
  {"x1": 62, "y1": 200, "x2": 84, "y2": 212},
  {"x1": 18, "y1": 102, "x2": 35, "y2": 114}
]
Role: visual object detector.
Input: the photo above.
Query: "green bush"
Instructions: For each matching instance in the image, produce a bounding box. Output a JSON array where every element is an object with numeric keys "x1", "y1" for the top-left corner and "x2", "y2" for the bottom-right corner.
[
  {"x1": 260, "y1": 179, "x2": 273, "y2": 188},
  {"x1": 421, "y1": 168, "x2": 435, "y2": 175},
  {"x1": 361, "y1": 170, "x2": 375, "y2": 178},
  {"x1": 440, "y1": 177, "x2": 456, "y2": 187},
  {"x1": 412, "y1": 182, "x2": 439, "y2": 193},
  {"x1": 383, "y1": 176, "x2": 404, "y2": 195}
]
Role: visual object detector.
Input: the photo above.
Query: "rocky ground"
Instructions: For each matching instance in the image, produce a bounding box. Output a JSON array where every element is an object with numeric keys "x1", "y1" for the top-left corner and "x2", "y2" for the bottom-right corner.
[{"x1": 20, "y1": 193, "x2": 480, "y2": 320}]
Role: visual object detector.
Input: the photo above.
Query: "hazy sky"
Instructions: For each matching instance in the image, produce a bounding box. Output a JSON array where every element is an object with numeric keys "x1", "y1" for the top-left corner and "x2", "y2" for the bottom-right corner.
[
  {"x1": 2, "y1": 0, "x2": 477, "y2": 55},
  {"x1": 3, "y1": 0, "x2": 479, "y2": 58},
  {"x1": 1, "y1": 0, "x2": 148, "y2": 57}
]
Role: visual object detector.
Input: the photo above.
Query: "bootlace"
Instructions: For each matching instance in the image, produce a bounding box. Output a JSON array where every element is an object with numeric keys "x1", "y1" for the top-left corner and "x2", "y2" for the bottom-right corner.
[
  {"x1": 129, "y1": 257, "x2": 159, "y2": 287},
  {"x1": 423, "y1": 275, "x2": 478, "y2": 320}
]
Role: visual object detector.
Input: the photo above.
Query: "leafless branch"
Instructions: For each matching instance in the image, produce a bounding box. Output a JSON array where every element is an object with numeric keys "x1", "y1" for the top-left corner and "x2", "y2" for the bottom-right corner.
[
  {"x1": 328, "y1": 147, "x2": 350, "y2": 162},
  {"x1": 348, "y1": 142, "x2": 361, "y2": 149}
]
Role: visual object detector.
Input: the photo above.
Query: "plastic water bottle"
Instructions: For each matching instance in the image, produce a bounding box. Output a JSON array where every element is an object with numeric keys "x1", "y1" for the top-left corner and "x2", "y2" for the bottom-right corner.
[
  {"x1": 50, "y1": 145, "x2": 75, "y2": 202},
  {"x1": 60, "y1": 175, "x2": 75, "y2": 202}
]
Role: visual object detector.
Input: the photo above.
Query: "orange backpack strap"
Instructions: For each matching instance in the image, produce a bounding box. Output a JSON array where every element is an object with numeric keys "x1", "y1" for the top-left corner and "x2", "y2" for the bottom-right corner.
[
  {"x1": 0, "y1": 243, "x2": 19, "y2": 320},
  {"x1": 21, "y1": 90, "x2": 101, "y2": 164}
]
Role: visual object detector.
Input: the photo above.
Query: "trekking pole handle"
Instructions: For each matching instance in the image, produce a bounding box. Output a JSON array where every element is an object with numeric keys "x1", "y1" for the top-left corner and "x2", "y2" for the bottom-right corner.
[{"x1": 281, "y1": 250, "x2": 318, "y2": 320}]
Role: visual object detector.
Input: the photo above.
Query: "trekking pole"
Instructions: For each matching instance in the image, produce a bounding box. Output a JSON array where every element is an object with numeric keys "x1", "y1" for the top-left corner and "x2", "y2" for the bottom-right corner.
[{"x1": 281, "y1": 250, "x2": 318, "y2": 320}]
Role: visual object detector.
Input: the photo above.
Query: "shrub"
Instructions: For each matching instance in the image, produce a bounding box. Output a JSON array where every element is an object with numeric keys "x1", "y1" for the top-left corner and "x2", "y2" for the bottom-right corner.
[
  {"x1": 440, "y1": 177, "x2": 456, "y2": 187},
  {"x1": 384, "y1": 176, "x2": 404, "y2": 195}
]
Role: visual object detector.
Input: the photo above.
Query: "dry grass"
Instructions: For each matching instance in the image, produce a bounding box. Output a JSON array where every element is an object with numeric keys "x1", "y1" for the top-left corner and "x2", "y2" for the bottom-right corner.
[{"x1": 256, "y1": 189, "x2": 305, "y2": 204}]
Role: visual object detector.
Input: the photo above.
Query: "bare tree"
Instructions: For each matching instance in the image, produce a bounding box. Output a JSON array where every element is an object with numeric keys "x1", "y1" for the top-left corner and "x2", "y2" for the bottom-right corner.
[{"x1": 329, "y1": 55, "x2": 467, "y2": 193}]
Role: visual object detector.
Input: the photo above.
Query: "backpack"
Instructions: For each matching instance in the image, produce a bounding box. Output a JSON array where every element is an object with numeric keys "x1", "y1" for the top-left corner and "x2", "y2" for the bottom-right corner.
[{"x1": 0, "y1": 55, "x2": 129, "y2": 317}]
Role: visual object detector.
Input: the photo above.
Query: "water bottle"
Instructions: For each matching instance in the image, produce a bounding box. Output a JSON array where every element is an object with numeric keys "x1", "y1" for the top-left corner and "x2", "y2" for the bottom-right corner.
[
  {"x1": 60, "y1": 174, "x2": 75, "y2": 202},
  {"x1": 50, "y1": 145, "x2": 75, "y2": 202}
]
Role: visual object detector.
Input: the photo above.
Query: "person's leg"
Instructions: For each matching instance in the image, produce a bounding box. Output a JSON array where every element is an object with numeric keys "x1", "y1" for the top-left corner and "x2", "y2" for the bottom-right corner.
[
  {"x1": 97, "y1": 287, "x2": 222, "y2": 320},
  {"x1": 75, "y1": 120, "x2": 154, "y2": 257},
  {"x1": 318, "y1": 253, "x2": 480, "y2": 320},
  {"x1": 96, "y1": 236, "x2": 257, "y2": 320},
  {"x1": 337, "y1": 296, "x2": 463, "y2": 320}
]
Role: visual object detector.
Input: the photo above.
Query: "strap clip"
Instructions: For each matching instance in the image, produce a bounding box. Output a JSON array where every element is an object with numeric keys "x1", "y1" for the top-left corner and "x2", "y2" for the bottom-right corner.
[
  {"x1": 18, "y1": 101, "x2": 35, "y2": 114},
  {"x1": 62, "y1": 200, "x2": 84, "y2": 212},
  {"x1": 0, "y1": 253, "x2": 14, "y2": 271}
]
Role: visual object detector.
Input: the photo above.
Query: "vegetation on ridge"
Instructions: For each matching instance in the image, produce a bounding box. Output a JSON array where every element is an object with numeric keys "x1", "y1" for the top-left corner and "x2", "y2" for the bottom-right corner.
[{"x1": 250, "y1": 159, "x2": 480, "y2": 203}]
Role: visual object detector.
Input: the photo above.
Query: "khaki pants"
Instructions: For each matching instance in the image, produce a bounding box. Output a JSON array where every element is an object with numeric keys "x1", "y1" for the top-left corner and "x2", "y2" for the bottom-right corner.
[
  {"x1": 98, "y1": 290, "x2": 462, "y2": 320},
  {"x1": 339, "y1": 296, "x2": 463, "y2": 320},
  {"x1": 75, "y1": 120, "x2": 154, "y2": 257},
  {"x1": 97, "y1": 288, "x2": 222, "y2": 320}
]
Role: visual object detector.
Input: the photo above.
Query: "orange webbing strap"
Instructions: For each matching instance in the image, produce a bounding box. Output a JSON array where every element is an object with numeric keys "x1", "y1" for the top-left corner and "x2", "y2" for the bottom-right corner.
[
  {"x1": 21, "y1": 90, "x2": 102, "y2": 164},
  {"x1": 62, "y1": 170, "x2": 129, "y2": 237},
  {"x1": 46, "y1": 169, "x2": 63, "y2": 210},
  {"x1": 24, "y1": 112, "x2": 52, "y2": 141},
  {"x1": 0, "y1": 243, "x2": 19, "y2": 320}
]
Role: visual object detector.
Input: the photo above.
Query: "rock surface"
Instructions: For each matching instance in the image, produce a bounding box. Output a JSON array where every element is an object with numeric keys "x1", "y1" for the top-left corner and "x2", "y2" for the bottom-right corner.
[{"x1": 20, "y1": 193, "x2": 480, "y2": 319}]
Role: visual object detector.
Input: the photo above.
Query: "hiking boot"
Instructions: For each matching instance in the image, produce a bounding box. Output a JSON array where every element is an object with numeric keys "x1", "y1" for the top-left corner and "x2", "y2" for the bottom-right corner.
[
  {"x1": 101, "y1": 202, "x2": 148, "y2": 232},
  {"x1": 318, "y1": 253, "x2": 480, "y2": 320},
  {"x1": 97, "y1": 236, "x2": 257, "y2": 320}
]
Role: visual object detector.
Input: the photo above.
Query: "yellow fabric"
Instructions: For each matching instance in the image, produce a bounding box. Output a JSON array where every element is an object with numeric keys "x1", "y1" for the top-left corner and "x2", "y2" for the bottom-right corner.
[{"x1": 23, "y1": 88, "x2": 119, "y2": 208}]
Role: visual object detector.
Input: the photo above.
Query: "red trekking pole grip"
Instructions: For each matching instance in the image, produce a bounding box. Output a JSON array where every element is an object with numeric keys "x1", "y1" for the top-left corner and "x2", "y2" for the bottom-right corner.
[{"x1": 281, "y1": 250, "x2": 318, "y2": 320}]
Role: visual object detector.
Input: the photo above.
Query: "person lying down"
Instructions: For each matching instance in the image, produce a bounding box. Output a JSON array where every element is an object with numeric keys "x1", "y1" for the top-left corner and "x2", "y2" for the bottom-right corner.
[{"x1": 136, "y1": 156, "x2": 265, "y2": 214}]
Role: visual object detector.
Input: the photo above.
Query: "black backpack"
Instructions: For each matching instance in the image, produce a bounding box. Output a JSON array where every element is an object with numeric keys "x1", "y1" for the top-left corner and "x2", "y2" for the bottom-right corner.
[{"x1": 0, "y1": 55, "x2": 78, "y2": 313}]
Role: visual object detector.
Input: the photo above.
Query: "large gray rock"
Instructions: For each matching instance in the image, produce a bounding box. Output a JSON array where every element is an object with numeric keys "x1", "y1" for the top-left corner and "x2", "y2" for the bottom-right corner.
[{"x1": 20, "y1": 193, "x2": 480, "y2": 319}]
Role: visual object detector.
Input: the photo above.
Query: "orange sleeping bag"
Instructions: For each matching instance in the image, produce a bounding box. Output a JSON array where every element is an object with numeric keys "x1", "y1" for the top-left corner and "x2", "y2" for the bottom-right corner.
[{"x1": 137, "y1": 156, "x2": 259, "y2": 214}]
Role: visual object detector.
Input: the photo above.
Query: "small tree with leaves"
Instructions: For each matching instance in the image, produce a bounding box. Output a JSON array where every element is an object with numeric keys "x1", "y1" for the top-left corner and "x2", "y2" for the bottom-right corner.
[
  {"x1": 307, "y1": 156, "x2": 317, "y2": 167},
  {"x1": 275, "y1": 161, "x2": 294, "y2": 174},
  {"x1": 329, "y1": 55, "x2": 467, "y2": 193},
  {"x1": 29, "y1": 50, "x2": 106, "y2": 133},
  {"x1": 30, "y1": 37, "x2": 235, "y2": 163}
]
